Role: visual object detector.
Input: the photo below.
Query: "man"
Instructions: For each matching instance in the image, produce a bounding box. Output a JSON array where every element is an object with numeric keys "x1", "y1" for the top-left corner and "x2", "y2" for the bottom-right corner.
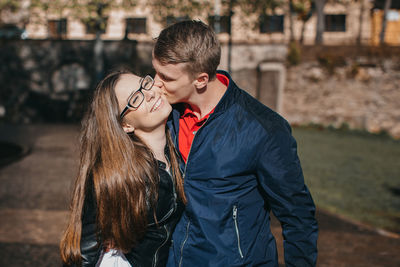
[{"x1": 153, "y1": 20, "x2": 318, "y2": 267}]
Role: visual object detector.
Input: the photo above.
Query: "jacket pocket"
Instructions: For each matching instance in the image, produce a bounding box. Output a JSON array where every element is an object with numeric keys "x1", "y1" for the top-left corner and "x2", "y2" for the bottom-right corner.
[{"x1": 232, "y1": 205, "x2": 244, "y2": 259}]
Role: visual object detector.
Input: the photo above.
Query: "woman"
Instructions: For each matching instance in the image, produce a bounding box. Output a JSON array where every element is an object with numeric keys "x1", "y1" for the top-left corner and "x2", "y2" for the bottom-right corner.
[{"x1": 60, "y1": 70, "x2": 186, "y2": 267}]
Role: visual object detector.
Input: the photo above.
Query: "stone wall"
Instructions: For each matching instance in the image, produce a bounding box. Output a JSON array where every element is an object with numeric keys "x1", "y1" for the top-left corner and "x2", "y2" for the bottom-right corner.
[
  {"x1": 0, "y1": 39, "x2": 153, "y2": 122},
  {"x1": 227, "y1": 45, "x2": 400, "y2": 139},
  {"x1": 0, "y1": 40, "x2": 287, "y2": 123},
  {"x1": 282, "y1": 57, "x2": 400, "y2": 139}
]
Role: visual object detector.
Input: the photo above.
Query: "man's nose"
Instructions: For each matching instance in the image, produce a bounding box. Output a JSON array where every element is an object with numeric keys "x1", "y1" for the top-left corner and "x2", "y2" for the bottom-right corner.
[
  {"x1": 154, "y1": 75, "x2": 163, "y2": 87},
  {"x1": 154, "y1": 80, "x2": 163, "y2": 88},
  {"x1": 153, "y1": 75, "x2": 166, "y2": 94},
  {"x1": 143, "y1": 88, "x2": 155, "y2": 101}
]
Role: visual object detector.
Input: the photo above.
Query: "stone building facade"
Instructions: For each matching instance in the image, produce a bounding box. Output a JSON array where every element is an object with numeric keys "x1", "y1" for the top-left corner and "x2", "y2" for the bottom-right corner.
[{"x1": 2, "y1": 0, "x2": 385, "y2": 45}]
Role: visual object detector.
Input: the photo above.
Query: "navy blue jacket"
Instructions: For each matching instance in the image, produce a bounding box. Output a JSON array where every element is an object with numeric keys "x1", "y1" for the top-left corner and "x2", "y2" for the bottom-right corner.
[{"x1": 166, "y1": 70, "x2": 318, "y2": 267}]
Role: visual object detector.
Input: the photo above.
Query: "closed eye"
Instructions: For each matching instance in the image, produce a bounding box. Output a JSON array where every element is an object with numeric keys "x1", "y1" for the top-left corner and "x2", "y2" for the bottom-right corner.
[
  {"x1": 130, "y1": 94, "x2": 141, "y2": 105},
  {"x1": 159, "y1": 73, "x2": 174, "y2": 82}
]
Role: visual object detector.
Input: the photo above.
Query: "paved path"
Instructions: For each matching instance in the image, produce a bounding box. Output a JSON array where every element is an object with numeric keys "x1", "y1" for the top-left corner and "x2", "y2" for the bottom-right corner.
[{"x1": 0, "y1": 124, "x2": 399, "y2": 266}]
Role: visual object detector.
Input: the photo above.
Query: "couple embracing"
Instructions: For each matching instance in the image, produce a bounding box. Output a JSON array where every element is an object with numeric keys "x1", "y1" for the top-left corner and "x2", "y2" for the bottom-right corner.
[{"x1": 60, "y1": 20, "x2": 318, "y2": 267}]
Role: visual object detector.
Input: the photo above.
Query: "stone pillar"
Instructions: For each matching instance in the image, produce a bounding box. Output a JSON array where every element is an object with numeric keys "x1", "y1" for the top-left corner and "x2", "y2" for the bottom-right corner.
[{"x1": 257, "y1": 62, "x2": 285, "y2": 113}]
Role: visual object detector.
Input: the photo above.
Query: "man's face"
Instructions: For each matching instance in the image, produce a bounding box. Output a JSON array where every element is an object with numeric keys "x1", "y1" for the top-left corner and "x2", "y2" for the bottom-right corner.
[{"x1": 152, "y1": 58, "x2": 195, "y2": 104}]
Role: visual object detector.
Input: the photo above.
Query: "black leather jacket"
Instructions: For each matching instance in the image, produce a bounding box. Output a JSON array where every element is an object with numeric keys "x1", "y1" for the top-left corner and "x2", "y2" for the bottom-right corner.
[{"x1": 72, "y1": 160, "x2": 184, "y2": 267}]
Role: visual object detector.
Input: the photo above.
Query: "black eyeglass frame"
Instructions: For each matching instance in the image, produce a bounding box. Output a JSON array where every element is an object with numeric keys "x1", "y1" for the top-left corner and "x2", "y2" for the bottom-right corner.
[{"x1": 119, "y1": 75, "x2": 154, "y2": 119}]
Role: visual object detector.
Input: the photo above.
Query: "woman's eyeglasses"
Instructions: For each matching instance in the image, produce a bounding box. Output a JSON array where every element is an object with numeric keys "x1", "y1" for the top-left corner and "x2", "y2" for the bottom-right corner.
[{"x1": 119, "y1": 75, "x2": 155, "y2": 119}]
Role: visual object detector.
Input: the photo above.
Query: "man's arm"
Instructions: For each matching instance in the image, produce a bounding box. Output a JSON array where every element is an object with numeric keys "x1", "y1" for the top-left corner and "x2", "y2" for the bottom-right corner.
[{"x1": 256, "y1": 122, "x2": 318, "y2": 267}]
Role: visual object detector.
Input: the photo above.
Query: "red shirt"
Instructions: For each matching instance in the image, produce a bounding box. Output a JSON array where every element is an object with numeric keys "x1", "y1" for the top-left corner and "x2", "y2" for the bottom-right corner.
[{"x1": 179, "y1": 74, "x2": 229, "y2": 162}]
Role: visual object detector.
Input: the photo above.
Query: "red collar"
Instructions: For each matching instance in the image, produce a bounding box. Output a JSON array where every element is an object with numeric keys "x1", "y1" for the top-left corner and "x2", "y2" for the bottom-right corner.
[
  {"x1": 216, "y1": 73, "x2": 229, "y2": 87},
  {"x1": 181, "y1": 104, "x2": 214, "y2": 122}
]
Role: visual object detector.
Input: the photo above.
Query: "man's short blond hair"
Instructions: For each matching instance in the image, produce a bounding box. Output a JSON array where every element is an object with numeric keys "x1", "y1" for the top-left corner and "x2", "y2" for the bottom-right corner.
[{"x1": 153, "y1": 20, "x2": 221, "y2": 80}]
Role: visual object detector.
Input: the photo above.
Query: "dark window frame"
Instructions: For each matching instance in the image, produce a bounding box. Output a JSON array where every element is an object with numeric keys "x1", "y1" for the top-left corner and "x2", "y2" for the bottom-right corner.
[
  {"x1": 259, "y1": 14, "x2": 284, "y2": 33},
  {"x1": 125, "y1": 17, "x2": 147, "y2": 34},
  {"x1": 208, "y1": 15, "x2": 230, "y2": 34},
  {"x1": 324, "y1": 14, "x2": 346, "y2": 32},
  {"x1": 373, "y1": 0, "x2": 400, "y2": 9},
  {"x1": 48, "y1": 18, "x2": 67, "y2": 39}
]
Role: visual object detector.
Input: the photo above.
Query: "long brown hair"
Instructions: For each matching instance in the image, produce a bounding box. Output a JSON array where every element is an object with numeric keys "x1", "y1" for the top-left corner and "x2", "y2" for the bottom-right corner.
[{"x1": 60, "y1": 70, "x2": 186, "y2": 265}]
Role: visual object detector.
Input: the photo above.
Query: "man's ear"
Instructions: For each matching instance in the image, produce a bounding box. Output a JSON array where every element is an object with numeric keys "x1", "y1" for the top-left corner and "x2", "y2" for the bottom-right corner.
[
  {"x1": 122, "y1": 122, "x2": 135, "y2": 133},
  {"x1": 193, "y1": 72, "x2": 209, "y2": 89}
]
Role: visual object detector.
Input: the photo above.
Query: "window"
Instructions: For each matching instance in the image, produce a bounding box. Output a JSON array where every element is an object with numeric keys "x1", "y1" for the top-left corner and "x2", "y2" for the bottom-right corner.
[
  {"x1": 325, "y1": 14, "x2": 346, "y2": 32},
  {"x1": 259, "y1": 15, "x2": 284, "y2": 33},
  {"x1": 48, "y1": 19, "x2": 67, "y2": 39},
  {"x1": 126, "y1": 18, "x2": 147, "y2": 34},
  {"x1": 85, "y1": 18, "x2": 108, "y2": 34},
  {"x1": 166, "y1": 16, "x2": 190, "y2": 26},
  {"x1": 208, "y1": 15, "x2": 230, "y2": 33},
  {"x1": 373, "y1": 0, "x2": 400, "y2": 9}
]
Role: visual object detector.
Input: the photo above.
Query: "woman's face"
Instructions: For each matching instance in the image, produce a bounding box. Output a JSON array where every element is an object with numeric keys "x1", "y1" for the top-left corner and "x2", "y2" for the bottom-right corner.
[{"x1": 115, "y1": 74, "x2": 172, "y2": 133}]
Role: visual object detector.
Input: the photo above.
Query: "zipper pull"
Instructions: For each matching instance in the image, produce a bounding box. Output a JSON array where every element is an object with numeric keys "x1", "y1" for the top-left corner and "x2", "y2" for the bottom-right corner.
[{"x1": 233, "y1": 205, "x2": 237, "y2": 219}]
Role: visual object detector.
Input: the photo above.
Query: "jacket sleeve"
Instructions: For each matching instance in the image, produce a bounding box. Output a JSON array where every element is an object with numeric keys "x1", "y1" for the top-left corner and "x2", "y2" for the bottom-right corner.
[
  {"x1": 80, "y1": 181, "x2": 102, "y2": 267},
  {"x1": 256, "y1": 122, "x2": 318, "y2": 267}
]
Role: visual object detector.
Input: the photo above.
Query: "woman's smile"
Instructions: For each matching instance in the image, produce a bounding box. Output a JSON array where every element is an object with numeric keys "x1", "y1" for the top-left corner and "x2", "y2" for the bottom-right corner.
[{"x1": 150, "y1": 97, "x2": 163, "y2": 112}]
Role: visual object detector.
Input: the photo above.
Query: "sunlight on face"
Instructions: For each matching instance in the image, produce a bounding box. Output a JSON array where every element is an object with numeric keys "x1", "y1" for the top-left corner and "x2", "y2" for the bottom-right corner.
[
  {"x1": 152, "y1": 58, "x2": 196, "y2": 104},
  {"x1": 114, "y1": 74, "x2": 172, "y2": 133}
]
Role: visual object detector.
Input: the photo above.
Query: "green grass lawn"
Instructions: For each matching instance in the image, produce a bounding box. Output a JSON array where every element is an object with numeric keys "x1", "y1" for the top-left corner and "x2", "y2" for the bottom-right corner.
[{"x1": 292, "y1": 126, "x2": 400, "y2": 234}]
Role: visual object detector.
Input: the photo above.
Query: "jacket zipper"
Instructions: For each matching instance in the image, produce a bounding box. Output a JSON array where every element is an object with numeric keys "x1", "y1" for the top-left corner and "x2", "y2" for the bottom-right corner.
[
  {"x1": 178, "y1": 116, "x2": 212, "y2": 267},
  {"x1": 233, "y1": 205, "x2": 244, "y2": 258},
  {"x1": 148, "y1": 168, "x2": 177, "y2": 227},
  {"x1": 152, "y1": 225, "x2": 169, "y2": 267},
  {"x1": 165, "y1": 155, "x2": 178, "y2": 203},
  {"x1": 147, "y1": 205, "x2": 175, "y2": 227},
  {"x1": 179, "y1": 221, "x2": 191, "y2": 267}
]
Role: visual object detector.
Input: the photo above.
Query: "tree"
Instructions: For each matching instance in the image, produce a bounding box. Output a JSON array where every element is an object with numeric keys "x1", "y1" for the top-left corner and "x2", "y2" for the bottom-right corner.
[
  {"x1": 291, "y1": 0, "x2": 314, "y2": 44},
  {"x1": 379, "y1": 0, "x2": 392, "y2": 44},
  {"x1": 29, "y1": 0, "x2": 70, "y2": 26},
  {"x1": 0, "y1": 0, "x2": 27, "y2": 26},
  {"x1": 30, "y1": 0, "x2": 137, "y2": 35},
  {"x1": 236, "y1": 0, "x2": 284, "y2": 22},
  {"x1": 149, "y1": 0, "x2": 286, "y2": 30},
  {"x1": 288, "y1": 0, "x2": 295, "y2": 41},
  {"x1": 0, "y1": 0, "x2": 19, "y2": 11},
  {"x1": 0, "y1": 0, "x2": 20, "y2": 17},
  {"x1": 30, "y1": 0, "x2": 137, "y2": 81},
  {"x1": 314, "y1": 0, "x2": 326, "y2": 44},
  {"x1": 230, "y1": 0, "x2": 285, "y2": 70},
  {"x1": 149, "y1": 0, "x2": 286, "y2": 72},
  {"x1": 149, "y1": 0, "x2": 212, "y2": 25},
  {"x1": 356, "y1": 0, "x2": 366, "y2": 45}
]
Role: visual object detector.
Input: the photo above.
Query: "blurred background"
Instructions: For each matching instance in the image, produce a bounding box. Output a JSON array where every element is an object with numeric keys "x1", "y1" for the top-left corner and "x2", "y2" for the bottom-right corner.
[{"x1": 0, "y1": 0, "x2": 399, "y2": 266}]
